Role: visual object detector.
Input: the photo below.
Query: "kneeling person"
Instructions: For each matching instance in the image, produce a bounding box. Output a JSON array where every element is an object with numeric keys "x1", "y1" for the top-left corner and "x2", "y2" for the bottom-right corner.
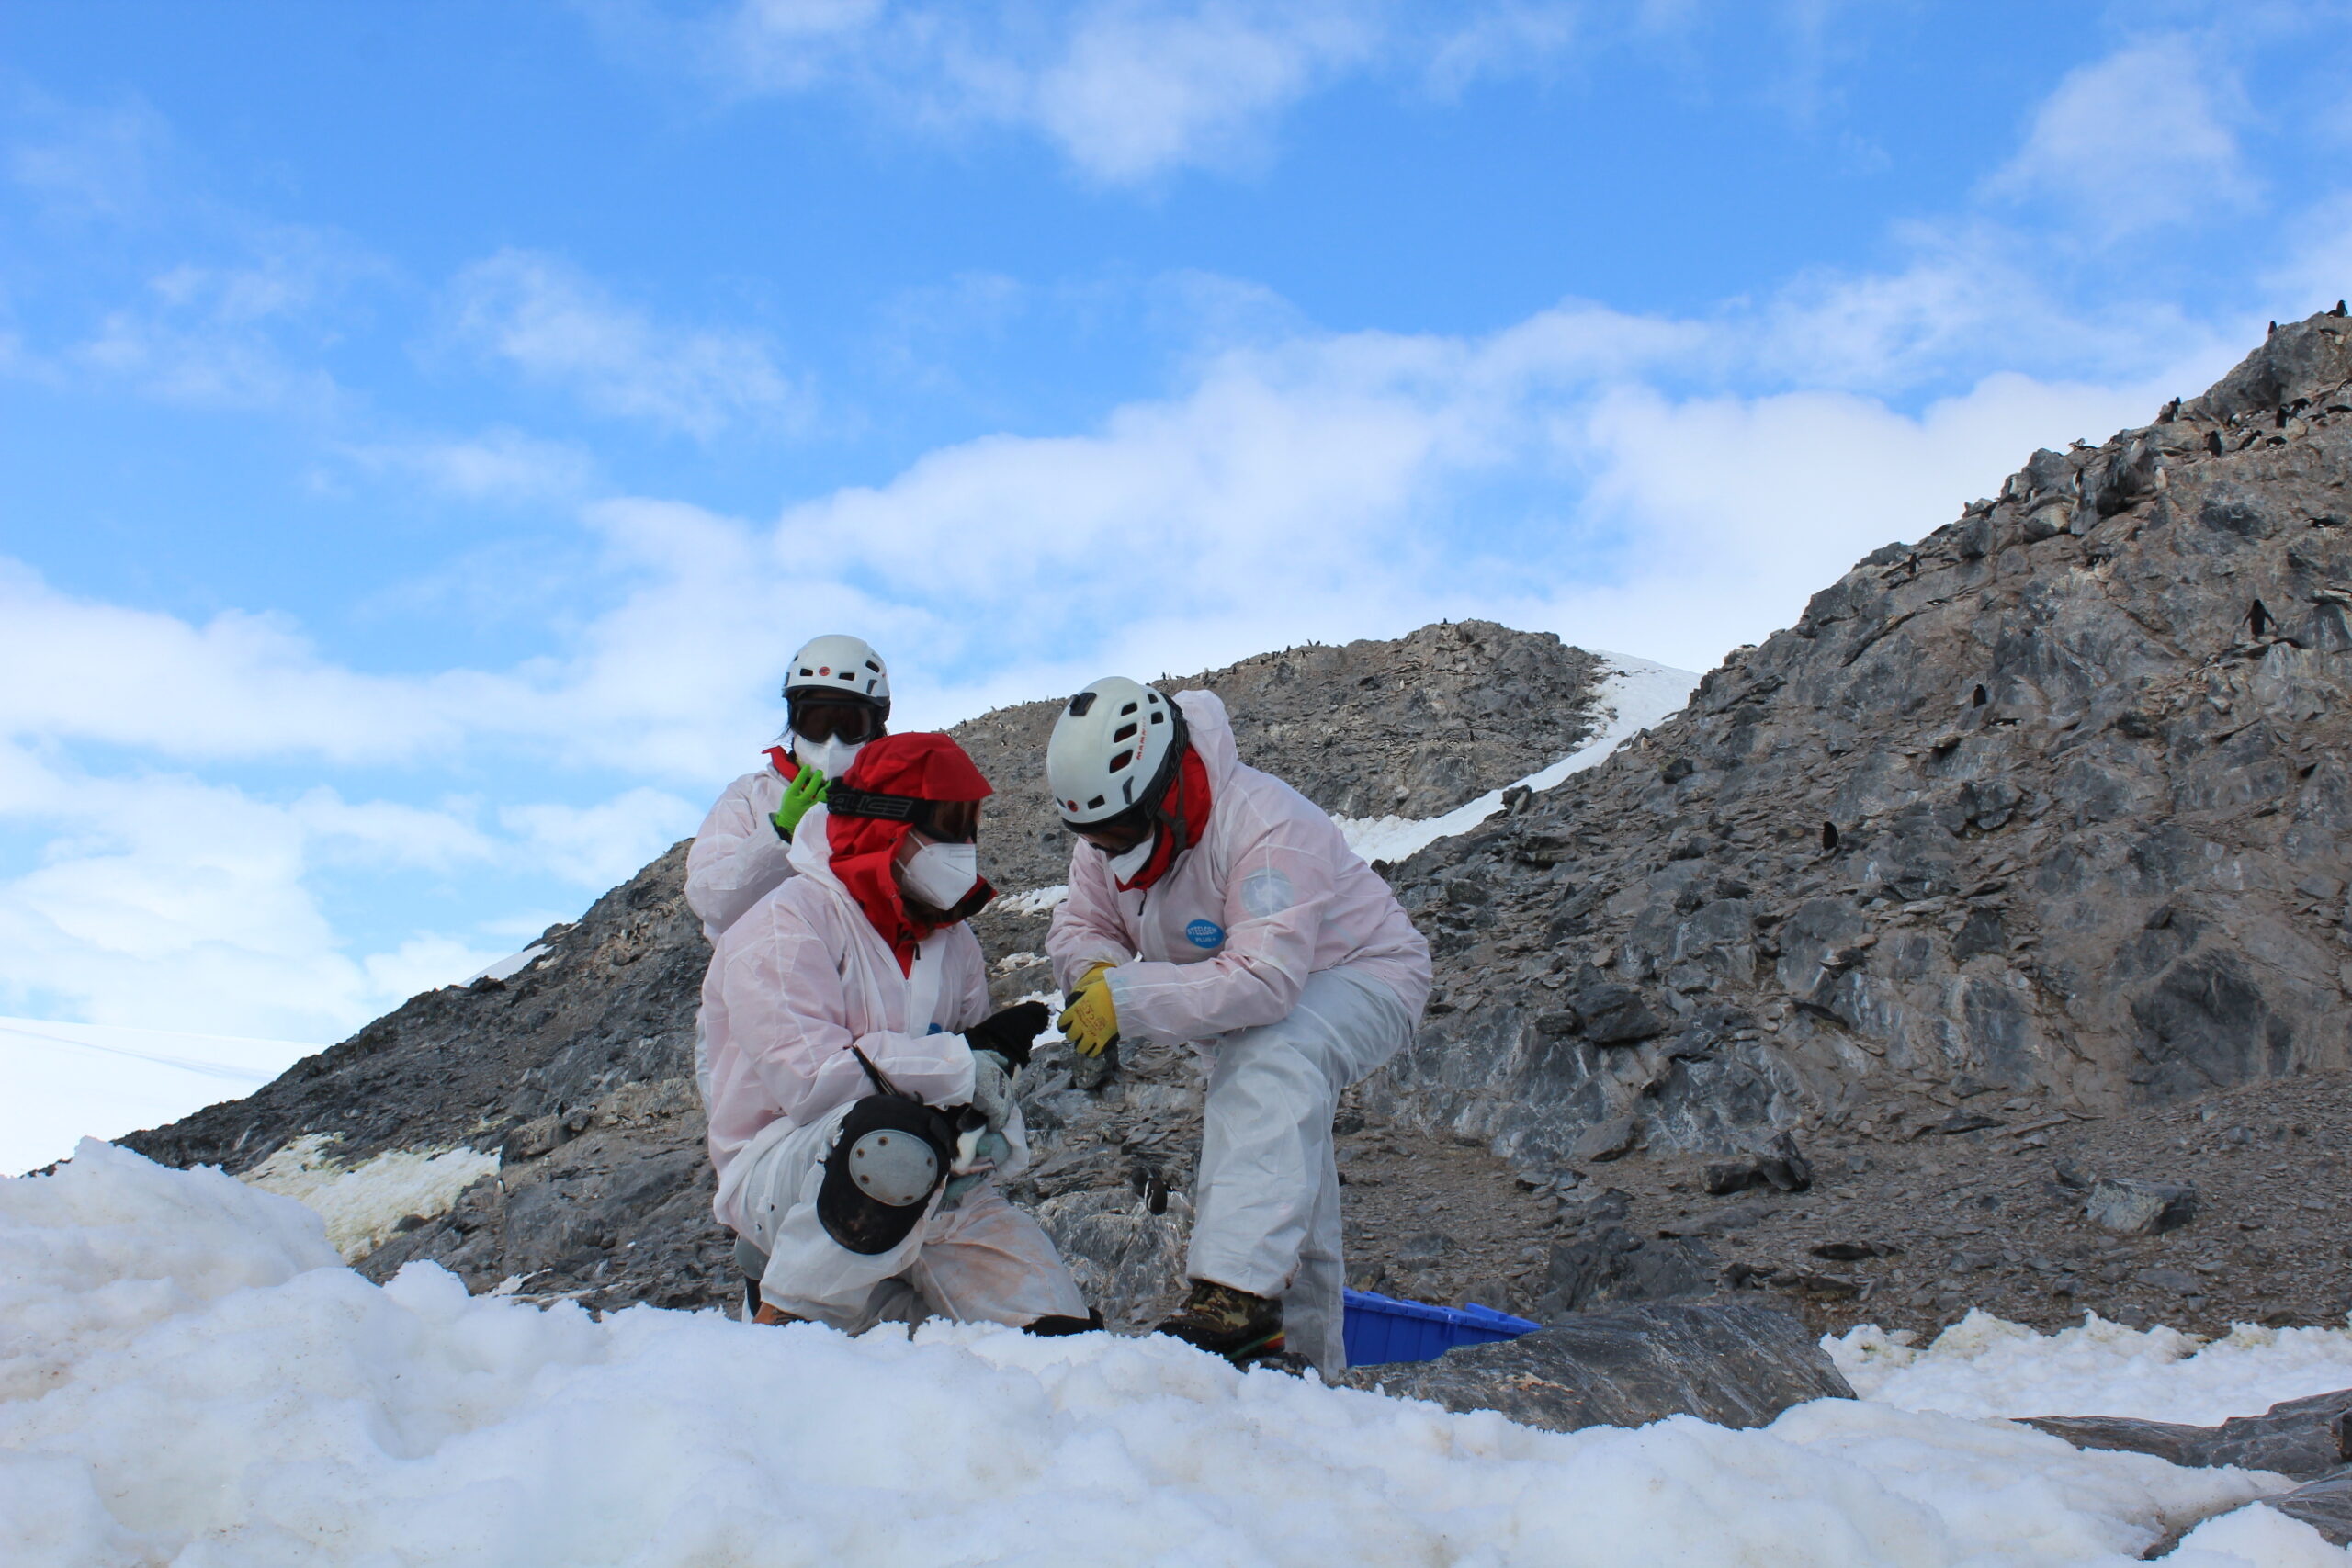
[
  {"x1": 1046, "y1": 680, "x2": 1431, "y2": 1373},
  {"x1": 702, "y1": 732, "x2": 1091, "y2": 1333}
]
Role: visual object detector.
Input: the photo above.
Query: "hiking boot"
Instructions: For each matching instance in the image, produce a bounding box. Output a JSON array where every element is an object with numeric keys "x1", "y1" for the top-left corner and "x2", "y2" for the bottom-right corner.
[{"x1": 1151, "y1": 1279, "x2": 1283, "y2": 1363}]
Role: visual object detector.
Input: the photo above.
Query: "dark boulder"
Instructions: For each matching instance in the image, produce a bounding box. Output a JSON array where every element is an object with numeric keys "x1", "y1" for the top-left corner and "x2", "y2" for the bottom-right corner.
[
  {"x1": 2020, "y1": 1386, "x2": 2352, "y2": 1480},
  {"x1": 2267, "y1": 1468, "x2": 2352, "y2": 1546},
  {"x1": 1341, "y1": 1300, "x2": 1854, "y2": 1434}
]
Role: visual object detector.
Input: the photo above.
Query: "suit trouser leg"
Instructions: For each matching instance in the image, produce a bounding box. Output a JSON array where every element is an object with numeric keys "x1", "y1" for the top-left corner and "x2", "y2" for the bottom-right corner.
[{"x1": 1184, "y1": 967, "x2": 1412, "y2": 1373}]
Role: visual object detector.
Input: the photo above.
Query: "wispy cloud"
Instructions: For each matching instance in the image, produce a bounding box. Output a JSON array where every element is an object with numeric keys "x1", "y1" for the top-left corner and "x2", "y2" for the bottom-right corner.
[
  {"x1": 598, "y1": 1, "x2": 1585, "y2": 184},
  {"x1": 339, "y1": 427, "x2": 600, "y2": 505},
  {"x1": 1985, "y1": 36, "x2": 2255, "y2": 239},
  {"x1": 5, "y1": 93, "x2": 166, "y2": 222},
  {"x1": 446, "y1": 249, "x2": 805, "y2": 437}
]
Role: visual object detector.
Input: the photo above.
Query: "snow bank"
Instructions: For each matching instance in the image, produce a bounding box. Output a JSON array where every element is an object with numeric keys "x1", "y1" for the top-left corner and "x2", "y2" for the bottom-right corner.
[
  {"x1": 1334, "y1": 651, "x2": 1699, "y2": 867},
  {"x1": 3, "y1": 1144, "x2": 2338, "y2": 1566},
  {"x1": 466, "y1": 944, "x2": 548, "y2": 985},
  {"x1": 1, "y1": 1015, "x2": 318, "y2": 1176},
  {"x1": 242, "y1": 1134, "x2": 501, "y2": 1260},
  {"x1": 1831, "y1": 1309, "x2": 2352, "y2": 1425}
]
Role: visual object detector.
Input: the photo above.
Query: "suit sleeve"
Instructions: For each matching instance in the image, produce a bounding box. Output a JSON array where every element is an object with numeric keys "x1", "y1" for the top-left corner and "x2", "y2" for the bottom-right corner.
[
  {"x1": 718, "y1": 899, "x2": 976, "y2": 1122},
  {"x1": 1045, "y1": 843, "x2": 1136, "y2": 990},
  {"x1": 1105, "y1": 807, "x2": 1331, "y2": 1043},
  {"x1": 685, "y1": 775, "x2": 796, "y2": 935}
]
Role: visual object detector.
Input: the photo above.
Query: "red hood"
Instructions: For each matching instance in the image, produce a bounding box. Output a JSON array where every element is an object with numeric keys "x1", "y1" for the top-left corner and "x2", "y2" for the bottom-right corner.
[{"x1": 826, "y1": 733, "x2": 993, "y2": 973}]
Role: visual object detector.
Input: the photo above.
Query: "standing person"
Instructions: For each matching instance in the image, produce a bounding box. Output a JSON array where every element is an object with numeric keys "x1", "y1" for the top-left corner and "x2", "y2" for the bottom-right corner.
[
  {"x1": 1044, "y1": 679, "x2": 1430, "y2": 1374},
  {"x1": 702, "y1": 731, "x2": 1092, "y2": 1334},
  {"x1": 684, "y1": 634, "x2": 892, "y2": 942},
  {"x1": 687, "y1": 635, "x2": 891, "y2": 1109}
]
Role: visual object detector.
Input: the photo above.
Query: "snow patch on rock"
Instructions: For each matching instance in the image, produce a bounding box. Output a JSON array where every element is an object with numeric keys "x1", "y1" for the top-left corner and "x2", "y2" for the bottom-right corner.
[
  {"x1": 998, "y1": 884, "x2": 1069, "y2": 917},
  {"x1": 466, "y1": 944, "x2": 548, "y2": 985},
  {"x1": 1830, "y1": 1309, "x2": 2352, "y2": 1426},
  {"x1": 242, "y1": 1134, "x2": 500, "y2": 1260},
  {"x1": 1334, "y1": 651, "x2": 1699, "y2": 867}
]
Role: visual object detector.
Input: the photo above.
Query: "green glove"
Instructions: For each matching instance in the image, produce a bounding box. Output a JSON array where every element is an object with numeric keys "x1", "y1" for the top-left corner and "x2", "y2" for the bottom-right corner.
[{"x1": 770, "y1": 767, "x2": 829, "y2": 840}]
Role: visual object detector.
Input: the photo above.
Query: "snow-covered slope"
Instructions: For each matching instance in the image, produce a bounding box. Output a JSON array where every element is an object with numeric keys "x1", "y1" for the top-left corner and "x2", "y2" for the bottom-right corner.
[
  {"x1": 2, "y1": 1144, "x2": 2342, "y2": 1567},
  {"x1": 1, "y1": 1017, "x2": 318, "y2": 1176},
  {"x1": 1333, "y1": 652, "x2": 1697, "y2": 867}
]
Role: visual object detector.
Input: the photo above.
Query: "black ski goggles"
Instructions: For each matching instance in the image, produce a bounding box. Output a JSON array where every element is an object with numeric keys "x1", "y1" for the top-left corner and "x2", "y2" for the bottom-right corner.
[
  {"x1": 827, "y1": 786, "x2": 978, "y2": 844},
  {"x1": 787, "y1": 695, "x2": 886, "y2": 745},
  {"x1": 1069, "y1": 800, "x2": 1154, "y2": 855}
]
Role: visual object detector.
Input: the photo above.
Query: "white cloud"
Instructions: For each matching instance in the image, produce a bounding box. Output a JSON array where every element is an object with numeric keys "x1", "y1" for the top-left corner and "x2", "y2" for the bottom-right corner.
[
  {"x1": 447, "y1": 249, "x2": 803, "y2": 437},
  {"x1": 0, "y1": 748, "x2": 504, "y2": 1039},
  {"x1": 2268, "y1": 192, "x2": 2352, "y2": 316},
  {"x1": 1026, "y1": 5, "x2": 1380, "y2": 182},
  {"x1": 5, "y1": 95, "x2": 166, "y2": 221},
  {"x1": 1986, "y1": 37, "x2": 2254, "y2": 238},
  {"x1": 56, "y1": 227, "x2": 381, "y2": 410},
  {"x1": 612, "y1": 1, "x2": 1580, "y2": 183},
  {"x1": 500, "y1": 787, "x2": 703, "y2": 889},
  {"x1": 0, "y1": 561, "x2": 479, "y2": 763},
  {"x1": 340, "y1": 427, "x2": 599, "y2": 504}
]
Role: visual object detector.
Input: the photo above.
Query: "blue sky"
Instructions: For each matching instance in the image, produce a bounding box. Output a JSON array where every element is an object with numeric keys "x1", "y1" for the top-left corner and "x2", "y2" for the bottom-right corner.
[{"x1": 3, "y1": 1, "x2": 2349, "y2": 1046}]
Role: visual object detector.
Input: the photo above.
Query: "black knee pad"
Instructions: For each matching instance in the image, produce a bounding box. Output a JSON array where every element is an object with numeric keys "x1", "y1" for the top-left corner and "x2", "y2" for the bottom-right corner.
[{"x1": 818, "y1": 1094, "x2": 955, "y2": 1255}]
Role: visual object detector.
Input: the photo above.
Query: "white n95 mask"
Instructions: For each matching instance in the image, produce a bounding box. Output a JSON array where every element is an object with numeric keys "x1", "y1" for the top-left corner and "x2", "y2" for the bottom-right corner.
[
  {"x1": 900, "y1": 840, "x2": 980, "y2": 909},
  {"x1": 794, "y1": 733, "x2": 865, "y2": 779},
  {"x1": 1105, "y1": 832, "x2": 1157, "y2": 884}
]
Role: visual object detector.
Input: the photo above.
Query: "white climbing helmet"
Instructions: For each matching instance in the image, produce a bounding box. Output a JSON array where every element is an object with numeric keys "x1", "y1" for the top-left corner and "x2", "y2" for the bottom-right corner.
[
  {"x1": 1046, "y1": 677, "x2": 1181, "y2": 826},
  {"x1": 784, "y1": 634, "x2": 891, "y2": 716}
]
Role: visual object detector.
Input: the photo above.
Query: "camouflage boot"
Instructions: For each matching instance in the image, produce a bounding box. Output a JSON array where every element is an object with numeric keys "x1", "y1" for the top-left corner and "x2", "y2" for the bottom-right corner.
[{"x1": 1151, "y1": 1279, "x2": 1284, "y2": 1364}]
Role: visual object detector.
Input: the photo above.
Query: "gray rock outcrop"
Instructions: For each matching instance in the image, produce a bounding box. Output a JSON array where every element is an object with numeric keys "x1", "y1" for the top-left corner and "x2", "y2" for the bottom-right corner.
[
  {"x1": 2267, "y1": 1468, "x2": 2352, "y2": 1545},
  {"x1": 957, "y1": 621, "x2": 1605, "y2": 896},
  {"x1": 1340, "y1": 1300, "x2": 1853, "y2": 1432},
  {"x1": 2021, "y1": 1386, "x2": 2352, "y2": 1480},
  {"x1": 1370, "y1": 309, "x2": 2352, "y2": 1170}
]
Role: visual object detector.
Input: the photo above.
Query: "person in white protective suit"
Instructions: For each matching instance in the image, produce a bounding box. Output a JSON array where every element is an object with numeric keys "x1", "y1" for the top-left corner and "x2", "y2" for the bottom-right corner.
[
  {"x1": 701, "y1": 729, "x2": 1095, "y2": 1335},
  {"x1": 1045, "y1": 679, "x2": 1430, "y2": 1373},
  {"x1": 684, "y1": 633, "x2": 892, "y2": 942}
]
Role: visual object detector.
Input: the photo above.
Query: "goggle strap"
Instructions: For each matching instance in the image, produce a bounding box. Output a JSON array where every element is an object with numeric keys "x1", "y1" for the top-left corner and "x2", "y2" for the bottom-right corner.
[{"x1": 826, "y1": 785, "x2": 918, "y2": 822}]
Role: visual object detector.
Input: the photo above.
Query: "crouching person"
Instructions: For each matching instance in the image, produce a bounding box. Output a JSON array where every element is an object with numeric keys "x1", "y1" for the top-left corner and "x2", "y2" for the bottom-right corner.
[
  {"x1": 1045, "y1": 680, "x2": 1430, "y2": 1375},
  {"x1": 702, "y1": 731, "x2": 1093, "y2": 1335}
]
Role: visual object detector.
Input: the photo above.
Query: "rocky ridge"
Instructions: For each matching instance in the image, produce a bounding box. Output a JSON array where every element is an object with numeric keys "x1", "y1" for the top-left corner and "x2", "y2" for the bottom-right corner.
[
  {"x1": 958, "y1": 619, "x2": 1604, "y2": 896},
  {"x1": 1373, "y1": 309, "x2": 2352, "y2": 1161}
]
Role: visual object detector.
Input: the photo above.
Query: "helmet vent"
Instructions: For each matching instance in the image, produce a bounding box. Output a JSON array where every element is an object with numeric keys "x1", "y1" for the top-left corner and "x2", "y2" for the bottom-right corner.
[
  {"x1": 1085, "y1": 794, "x2": 1106, "y2": 810},
  {"x1": 1113, "y1": 722, "x2": 1137, "y2": 742},
  {"x1": 1119, "y1": 701, "x2": 1138, "y2": 716},
  {"x1": 1107, "y1": 749, "x2": 1134, "y2": 773},
  {"x1": 1150, "y1": 711, "x2": 1165, "y2": 723}
]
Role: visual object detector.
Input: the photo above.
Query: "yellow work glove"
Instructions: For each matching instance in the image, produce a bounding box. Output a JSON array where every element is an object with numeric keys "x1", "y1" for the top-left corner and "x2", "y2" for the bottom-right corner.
[{"x1": 1057, "y1": 961, "x2": 1119, "y2": 1057}]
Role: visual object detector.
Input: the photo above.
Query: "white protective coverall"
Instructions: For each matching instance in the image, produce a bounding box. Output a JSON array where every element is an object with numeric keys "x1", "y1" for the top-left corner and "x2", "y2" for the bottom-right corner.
[
  {"x1": 1046, "y1": 690, "x2": 1430, "y2": 1372},
  {"x1": 685, "y1": 761, "x2": 795, "y2": 941},
  {"x1": 702, "y1": 807, "x2": 1088, "y2": 1330},
  {"x1": 685, "y1": 756, "x2": 796, "y2": 1106}
]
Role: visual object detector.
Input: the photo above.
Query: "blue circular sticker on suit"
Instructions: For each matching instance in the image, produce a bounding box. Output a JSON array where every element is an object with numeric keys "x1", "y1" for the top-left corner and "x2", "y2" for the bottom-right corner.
[{"x1": 1185, "y1": 919, "x2": 1226, "y2": 950}]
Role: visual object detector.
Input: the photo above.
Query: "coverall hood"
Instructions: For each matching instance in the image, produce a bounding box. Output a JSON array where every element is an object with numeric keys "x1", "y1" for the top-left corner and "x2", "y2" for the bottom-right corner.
[{"x1": 824, "y1": 733, "x2": 994, "y2": 972}]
